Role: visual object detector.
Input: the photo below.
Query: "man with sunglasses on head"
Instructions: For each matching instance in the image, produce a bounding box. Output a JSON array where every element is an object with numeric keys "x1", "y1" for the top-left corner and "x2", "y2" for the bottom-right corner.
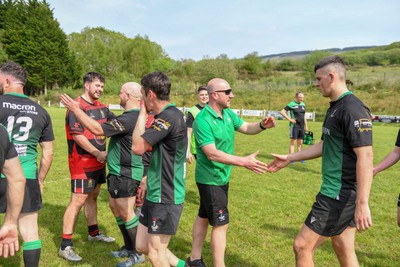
[{"x1": 186, "y1": 78, "x2": 276, "y2": 267}]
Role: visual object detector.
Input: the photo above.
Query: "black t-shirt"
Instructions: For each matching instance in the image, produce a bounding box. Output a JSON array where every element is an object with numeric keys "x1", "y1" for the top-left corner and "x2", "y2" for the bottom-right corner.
[
  {"x1": 186, "y1": 104, "x2": 204, "y2": 128},
  {"x1": 142, "y1": 104, "x2": 187, "y2": 204},
  {"x1": 320, "y1": 92, "x2": 372, "y2": 199},
  {"x1": 101, "y1": 109, "x2": 143, "y2": 180}
]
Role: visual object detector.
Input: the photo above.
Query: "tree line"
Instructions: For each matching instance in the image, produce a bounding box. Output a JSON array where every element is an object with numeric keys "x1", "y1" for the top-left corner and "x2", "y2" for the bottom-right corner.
[{"x1": 1, "y1": 0, "x2": 399, "y2": 95}]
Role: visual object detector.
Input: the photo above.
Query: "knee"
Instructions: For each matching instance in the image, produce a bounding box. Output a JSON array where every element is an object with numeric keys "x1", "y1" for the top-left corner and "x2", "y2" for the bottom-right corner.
[
  {"x1": 136, "y1": 242, "x2": 146, "y2": 255},
  {"x1": 293, "y1": 238, "x2": 307, "y2": 256},
  {"x1": 88, "y1": 193, "x2": 99, "y2": 202},
  {"x1": 69, "y1": 198, "x2": 86, "y2": 211},
  {"x1": 147, "y1": 250, "x2": 159, "y2": 264}
]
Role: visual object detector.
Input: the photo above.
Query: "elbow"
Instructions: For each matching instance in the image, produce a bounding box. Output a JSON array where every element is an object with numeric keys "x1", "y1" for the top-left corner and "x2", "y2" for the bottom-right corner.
[
  {"x1": 206, "y1": 153, "x2": 218, "y2": 162},
  {"x1": 47, "y1": 151, "x2": 54, "y2": 161},
  {"x1": 132, "y1": 146, "x2": 143, "y2": 156},
  {"x1": 93, "y1": 128, "x2": 105, "y2": 136}
]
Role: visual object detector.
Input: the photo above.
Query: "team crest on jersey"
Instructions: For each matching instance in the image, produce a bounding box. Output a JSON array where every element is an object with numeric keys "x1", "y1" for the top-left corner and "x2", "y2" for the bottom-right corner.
[
  {"x1": 87, "y1": 178, "x2": 94, "y2": 189},
  {"x1": 354, "y1": 119, "x2": 372, "y2": 132},
  {"x1": 100, "y1": 109, "x2": 105, "y2": 119},
  {"x1": 95, "y1": 135, "x2": 106, "y2": 145},
  {"x1": 151, "y1": 218, "x2": 159, "y2": 231},
  {"x1": 152, "y1": 119, "x2": 170, "y2": 131},
  {"x1": 110, "y1": 119, "x2": 125, "y2": 132}
]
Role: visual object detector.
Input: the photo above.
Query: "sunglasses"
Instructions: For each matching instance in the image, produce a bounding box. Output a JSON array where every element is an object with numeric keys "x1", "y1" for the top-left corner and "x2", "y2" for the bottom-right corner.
[{"x1": 214, "y1": 89, "x2": 233, "y2": 95}]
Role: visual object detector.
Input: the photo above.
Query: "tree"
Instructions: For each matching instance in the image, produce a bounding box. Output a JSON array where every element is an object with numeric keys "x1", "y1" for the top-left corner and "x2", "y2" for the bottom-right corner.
[
  {"x1": 194, "y1": 58, "x2": 238, "y2": 84},
  {"x1": 0, "y1": 0, "x2": 79, "y2": 94},
  {"x1": 125, "y1": 35, "x2": 171, "y2": 78},
  {"x1": 241, "y1": 51, "x2": 263, "y2": 77},
  {"x1": 301, "y1": 51, "x2": 332, "y2": 82},
  {"x1": 68, "y1": 29, "x2": 171, "y2": 80},
  {"x1": 68, "y1": 27, "x2": 128, "y2": 77}
]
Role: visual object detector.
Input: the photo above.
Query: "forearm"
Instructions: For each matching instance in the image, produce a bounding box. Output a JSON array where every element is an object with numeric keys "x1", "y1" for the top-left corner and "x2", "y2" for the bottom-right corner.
[
  {"x1": 204, "y1": 147, "x2": 247, "y2": 167},
  {"x1": 38, "y1": 153, "x2": 53, "y2": 183},
  {"x1": 3, "y1": 158, "x2": 25, "y2": 225},
  {"x1": 73, "y1": 108, "x2": 104, "y2": 136},
  {"x1": 73, "y1": 135, "x2": 102, "y2": 155},
  {"x1": 287, "y1": 141, "x2": 323, "y2": 162},
  {"x1": 132, "y1": 110, "x2": 148, "y2": 155},
  {"x1": 243, "y1": 122, "x2": 264, "y2": 135},
  {"x1": 187, "y1": 128, "x2": 193, "y2": 153},
  {"x1": 280, "y1": 109, "x2": 291, "y2": 121},
  {"x1": 374, "y1": 148, "x2": 400, "y2": 174},
  {"x1": 355, "y1": 147, "x2": 374, "y2": 204}
]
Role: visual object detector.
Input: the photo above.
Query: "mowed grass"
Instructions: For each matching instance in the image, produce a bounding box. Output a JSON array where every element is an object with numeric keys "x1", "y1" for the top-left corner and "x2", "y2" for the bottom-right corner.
[{"x1": 1, "y1": 107, "x2": 400, "y2": 267}]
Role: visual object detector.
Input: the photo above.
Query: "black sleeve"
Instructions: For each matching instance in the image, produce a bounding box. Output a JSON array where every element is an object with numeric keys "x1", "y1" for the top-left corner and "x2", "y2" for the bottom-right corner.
[
  {"x1": 395, "y1": 129, "x2": 400, "y2": 147},
  {"x1": 186, "y1": 112, "x2": 195, "y2": 128},
  {"x1": 342, "y1": 104, "x2": 372, "y2": 148},
  {"x1": 102, "y1": 112, "x2": 138, "y2": 137}
]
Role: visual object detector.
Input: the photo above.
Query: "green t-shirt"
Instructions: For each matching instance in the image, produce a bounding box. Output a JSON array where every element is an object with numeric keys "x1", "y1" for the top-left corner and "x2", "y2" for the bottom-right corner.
[{"x1": 193, "y1": 105, "x2": 244, "y2": 185}]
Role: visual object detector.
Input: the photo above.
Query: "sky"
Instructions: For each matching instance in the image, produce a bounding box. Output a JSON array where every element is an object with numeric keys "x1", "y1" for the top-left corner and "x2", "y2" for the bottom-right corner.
[{"x1": 47, "y1": 0, "x2": 400, "y2": 61}]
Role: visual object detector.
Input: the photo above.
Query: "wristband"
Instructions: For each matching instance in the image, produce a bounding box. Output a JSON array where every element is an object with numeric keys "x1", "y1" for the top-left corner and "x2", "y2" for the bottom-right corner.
[{"x1": 259, "y1": 122, "x2": 266, "y2": 130}]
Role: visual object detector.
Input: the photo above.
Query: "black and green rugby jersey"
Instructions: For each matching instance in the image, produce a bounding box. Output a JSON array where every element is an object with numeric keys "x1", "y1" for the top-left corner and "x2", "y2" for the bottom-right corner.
[
  {"x1": 320, "y1": 92, "x2": 372, "y2": 199},
  {"x1": 284, "y1": 100, "x2": 306, "y2": 128},
  {"x1": 0, "y1": 124, "x2": 18, "y2": 172},
  {"x1": 142, "y1": 103, "x2": 187, "y2": 205},
  {"x1": 0, "y1": 93, "x2": 54, "y2": 180},
  {"x1": 101, "y1": 109, "x2": 143, "y2": 181}
]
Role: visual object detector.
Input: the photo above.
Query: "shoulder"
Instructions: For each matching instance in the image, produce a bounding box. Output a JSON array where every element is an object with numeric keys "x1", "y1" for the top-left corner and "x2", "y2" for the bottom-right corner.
[{"x1": 160, "y1": 106, "x2": 185, "y2": 122}]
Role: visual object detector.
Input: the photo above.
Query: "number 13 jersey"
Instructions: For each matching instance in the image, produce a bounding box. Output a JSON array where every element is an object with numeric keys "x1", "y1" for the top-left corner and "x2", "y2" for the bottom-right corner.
[{"x1": 0, "y1": 92, "x2": 54, "y2": 180}]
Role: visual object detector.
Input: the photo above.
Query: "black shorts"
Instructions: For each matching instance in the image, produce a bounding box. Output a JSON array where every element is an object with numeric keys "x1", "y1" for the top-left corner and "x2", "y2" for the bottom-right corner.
[
  {"x1": 139, "y1": 199, "x2": 183, "y2": 235},
  {"x1": 0, "y1": 179, "x2": 42, "y2": 213},
  {"x1": 107, "y1": 174, "x2": 140, "y2": 198},
  {"x1": 290, "y1": 126, "x2": 305, "y2": 139},
  {"x1": 71, "y1": 171, "x2": 106, "y2": 194},
  {"x1": 305, "y1": 190, "x2": 356, "y2": 237},
  {"x1": 397, "y1": 193, "x2": 400, "y2": 207},
  {"x1": 197, "y1": 182, "x2": 229, "y2": 226}
]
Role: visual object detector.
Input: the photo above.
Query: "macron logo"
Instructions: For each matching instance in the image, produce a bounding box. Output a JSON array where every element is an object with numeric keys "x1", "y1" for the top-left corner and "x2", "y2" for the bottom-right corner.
[{"x1": 310, "y1": 216, "x2": 317, "y2": 224}]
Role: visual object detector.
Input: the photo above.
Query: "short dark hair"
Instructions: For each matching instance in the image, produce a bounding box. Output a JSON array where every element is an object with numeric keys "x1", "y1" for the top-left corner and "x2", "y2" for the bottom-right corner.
[
  {"x1": 314, "y1": 55, "x2": 346, "y2": 73},
  {"x1": 141, "y1": 71, "x2": 170, "y2": 101},
  {"x1": 197, "y1": 85, "x2": 207, "y2": 94},
  {"x1": 0, "y1": 61, "x2": 27, "y2": 84},
  {"x1": 295, "y1": 91, "x2": 303, "y2": 97},
  {"x1": 83, "y1": 72, "x2": 105, "y2": 84}
]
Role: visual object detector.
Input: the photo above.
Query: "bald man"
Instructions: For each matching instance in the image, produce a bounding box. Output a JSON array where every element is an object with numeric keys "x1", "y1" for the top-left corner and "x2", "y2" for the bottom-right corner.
[
  {"x1": 60, "y1": 82, "x2": 146, "y2": 266},
  {"x1": 187, "y1": 78, "x2": 276, "y2": 267}
]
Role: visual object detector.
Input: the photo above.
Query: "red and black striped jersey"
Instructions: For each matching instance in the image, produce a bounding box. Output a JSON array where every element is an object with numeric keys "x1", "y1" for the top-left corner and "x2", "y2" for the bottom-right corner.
[{"x1": 65, "y1": 96, "x2": 114, "y2": 179}]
